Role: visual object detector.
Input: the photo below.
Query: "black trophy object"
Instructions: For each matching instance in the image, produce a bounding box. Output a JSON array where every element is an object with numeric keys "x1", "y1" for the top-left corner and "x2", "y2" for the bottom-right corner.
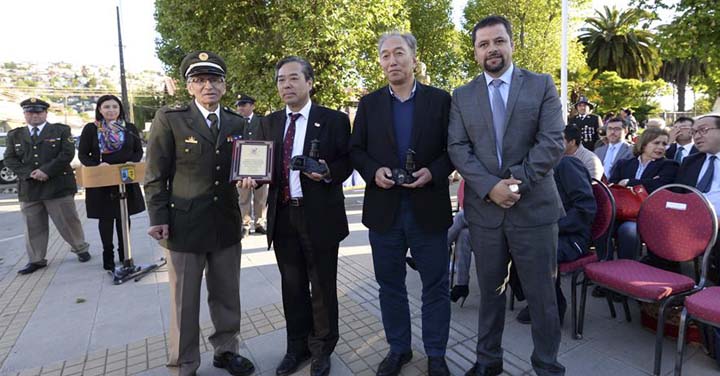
[
  {"x1": 391, "y1": 149, "x2": 417, "y2": 185},
  {"x1": 291, "y1": 139, "x2": 329, "y2": 176}
]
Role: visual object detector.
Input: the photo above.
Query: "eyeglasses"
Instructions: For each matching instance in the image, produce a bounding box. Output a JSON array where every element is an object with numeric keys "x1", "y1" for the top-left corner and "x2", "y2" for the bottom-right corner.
[
  {"x1": 691, "y1": 127, "x2": 720, "y2": 137},
  {"x1": 188, "y1": 77, "x2": 225, "y2": 86},
  {"x1": 606, "y1": 126, "x2": 624, "y2": 132}
]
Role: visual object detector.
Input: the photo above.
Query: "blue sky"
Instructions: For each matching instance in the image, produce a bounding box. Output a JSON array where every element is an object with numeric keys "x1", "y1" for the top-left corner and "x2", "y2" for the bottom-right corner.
[{"x1": 0, "y1": 0, "x2": 625, "y2": 73}]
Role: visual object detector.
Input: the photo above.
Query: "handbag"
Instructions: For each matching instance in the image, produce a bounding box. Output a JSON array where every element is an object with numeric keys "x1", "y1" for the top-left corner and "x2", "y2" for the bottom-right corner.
[{"x1": 609, "y1": 184, "x2": 649, "y2": 221}]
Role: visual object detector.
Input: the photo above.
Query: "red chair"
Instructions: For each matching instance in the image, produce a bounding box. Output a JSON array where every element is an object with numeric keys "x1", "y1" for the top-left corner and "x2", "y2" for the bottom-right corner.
[
  {"x1": 578, "y1": 184, "x2": 718, "y2": 376},
  {"x1": 457, "y1": 179, "x2": 465, "y2": 210},
  {"x1": 675, "y1": 286, "x2": 720, "y2": 375},
  {"x1": 561, "y1": 179, "x2": 616, "y2": 339}
]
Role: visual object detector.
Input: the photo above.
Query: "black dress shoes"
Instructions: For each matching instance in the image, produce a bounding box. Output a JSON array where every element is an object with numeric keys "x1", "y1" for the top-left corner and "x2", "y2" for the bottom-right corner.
[
  {"x1": 427, "y1": 356, "x2": 450, "y2": 376},
  {"x1": 77, "y1": 251, "x2": 91, "y2": 262},
  {"x1": 213, "y1": 352, "x2": 255, "y2": 376},
  {"x1": 465, "y1": 362, "x2": 503, "y2": 376},
  {"x1": 377, "y1": 351, "x2": 413, "y2": 376},
  {"x1": 17, "y1": 263, "x2": 46, "y2": 275},
  {"x1": 276, "y1": 352, "x2": 311, "y2": 376},
  {"x1": 310, "y1": 356, "x2": 331, "y2": 376},
  {"x1": 254, "y1": 225, "x2": 267, "y2": 235}
]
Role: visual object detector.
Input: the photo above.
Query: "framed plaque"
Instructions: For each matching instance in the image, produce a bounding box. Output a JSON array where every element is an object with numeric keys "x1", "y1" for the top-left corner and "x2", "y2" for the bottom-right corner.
[{"x1": 230, "y1": 140, "x2": 274, "y2": 183}]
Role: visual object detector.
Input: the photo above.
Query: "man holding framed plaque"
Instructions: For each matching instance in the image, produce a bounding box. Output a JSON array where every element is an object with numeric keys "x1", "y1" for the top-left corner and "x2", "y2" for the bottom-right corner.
[
  {"x1": 144, "y1": 51, "x2": 254, "y2": 376},
  {"x1": 239, "y1": 56, "x2": 351, "y2": 376}
]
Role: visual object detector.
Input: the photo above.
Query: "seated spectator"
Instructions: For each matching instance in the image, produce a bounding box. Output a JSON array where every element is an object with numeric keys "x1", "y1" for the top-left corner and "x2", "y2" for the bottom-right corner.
[
  {"x1": 595, "y1": 118, "x2": 633, "y2": 178},
  {"x1": 676, "y1": 114, "x2": 720, "y2": 213},
  {"x1": 609, "y1": 127, "x2": 679, "y2": 259},
  {"x1": 646, "y1": 117, "x2": 667, "y2": 130},
  {"x1": 563, "y1": 125, "x2": 605, "y2": 180},
  {"x1": 666, "y1": 116, "x2": 698, "y2": 162},
  {"x1": 514, "y1": 156, "x2": 597, "y2": 324}
]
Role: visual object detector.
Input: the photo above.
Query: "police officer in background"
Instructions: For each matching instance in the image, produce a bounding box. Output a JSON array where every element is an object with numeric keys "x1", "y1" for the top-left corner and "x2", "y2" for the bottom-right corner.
[
  {"x1": 567, "y1": 96, "x2": 603, "y2": 151},
  {"x1": 3, "y1": 98, "x2": 90, "y2": 275},
  {"x1": 144, "y1": 51, "x2": 254, "y2": 376},
  {"x1": 236, "y1": 94, "x2": 268, "y2": 237}
]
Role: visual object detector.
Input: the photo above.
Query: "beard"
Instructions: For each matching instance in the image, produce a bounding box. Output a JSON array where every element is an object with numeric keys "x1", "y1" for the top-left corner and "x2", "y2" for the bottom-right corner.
[{"x1": 484, "y1": 54, "x2": 506, "y2": 73}]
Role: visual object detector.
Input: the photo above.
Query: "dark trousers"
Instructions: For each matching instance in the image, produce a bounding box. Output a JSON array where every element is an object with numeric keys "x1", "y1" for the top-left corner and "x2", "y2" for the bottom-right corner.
[
  {"x1": 369, "y1": 197, "x2": 450, "y2": 357},
  {"x1": 273, "y1": 204, "x2": 339, "y2": 357},
  {"x1": 98, "y1": 217, "x2": 129, "y2": 267},
  {"x1": 469, "y1": 222, "x2": 565, "y2": 376}
]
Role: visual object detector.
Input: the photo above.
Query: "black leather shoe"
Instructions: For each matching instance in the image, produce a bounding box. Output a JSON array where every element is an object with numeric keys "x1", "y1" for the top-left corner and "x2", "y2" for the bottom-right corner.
[
  {"x1": 465, "y1": 362, "x2": 503, "y2": 376},
  {"x1": 310, "y1": 356, "x2": 330, "y2": 376},
  {"x1": 276, "y1": 352, "x2": 311, "y2": 376},
  {"x1": 377, "y1": 351, "x2": 412, "y2": 376},
  {"x1": 516, "y1": 306, "x2": 531, "y2": 324},
  {"x1": 591, "y1": 286, "x2": 606, "y2": 297},
  {"x1": 254, "y1": 225, "x2": 266, "y2": 235},
  {"x1": 450, "y1": 285, "x2": 470, "y2": 307},
  {"x1": 77, "y1": 251, "x2": 91, "y2": 262},
  {"x1": 17, "y1": 263, "x2": 46, "y2": 275},
  {"x1": 213, "y1": 352, "x2": 255, "y2": 376},
  {"x1": 427, "y1": 356, "x2": 450, "y2": 376}
]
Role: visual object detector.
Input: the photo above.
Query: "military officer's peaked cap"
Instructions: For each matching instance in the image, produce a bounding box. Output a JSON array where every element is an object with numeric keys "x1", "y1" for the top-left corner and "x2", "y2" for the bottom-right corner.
[
  {"x1": 20, "y1": 98, "x2": 50, "y2": 112},
  {"x1": 180, "y1": 51, "x2": 226, "y2": 79},
  {"x1": 236, "y1": 94, "x2": 256, "y2": 105}
]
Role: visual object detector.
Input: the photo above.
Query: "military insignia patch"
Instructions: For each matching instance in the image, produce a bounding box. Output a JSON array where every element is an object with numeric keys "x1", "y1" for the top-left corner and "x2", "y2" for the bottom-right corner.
[
  {"x1": 119, "y1": 165, "x2": 136, "y2": 183},
  {"x1": 30, "y1": 98, "x2": 37, "y2": 103},
  {"x1": 198, "y1": 52, "x2": 209, "y2": 61},
  {"x1": 227, "y1": 135, "x2": 243, "y2": 142}
]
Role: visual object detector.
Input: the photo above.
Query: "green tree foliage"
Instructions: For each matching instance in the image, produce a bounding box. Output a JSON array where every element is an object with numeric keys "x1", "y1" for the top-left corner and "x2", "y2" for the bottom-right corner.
[
  {"x1": 155, "y1": 0, "x2": 411, "y2": 112},
  {"x1": 579, "y1": 6, "x2": 660, "y2": 80},
  {"x1": 405, "y1": 0, "x2": 466, "y2": 90},
  {"x1": 582, "y1": 71, "x2": 668, "y2": 121},
  {"x1": 461, "y1": 0, "x2": 589, "y2": 79},
  {"x1": 658, "y1": 57, "x2": 707, "y2": 111}
]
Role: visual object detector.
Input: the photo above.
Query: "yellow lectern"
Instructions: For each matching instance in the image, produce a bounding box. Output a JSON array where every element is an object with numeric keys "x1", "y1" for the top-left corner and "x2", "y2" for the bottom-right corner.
[{"x1": 76, "y1": 163, "x2": 164, "y2": 284}]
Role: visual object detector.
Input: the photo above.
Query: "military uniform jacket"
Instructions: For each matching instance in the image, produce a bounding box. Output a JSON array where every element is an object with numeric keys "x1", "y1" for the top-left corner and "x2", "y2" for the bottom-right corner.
[
  {"x1": 144, "y1": 101, "x2": 246, "y2": 253},
  {"x1": 242, "y1": 114, "x2": 264, "y2": 141},
  {"x1": 3, "y1": 123, "x2": 77, "y2": 202},
  {"x1": 568, "y1": 113, "x2": 603, "y2": 151}
]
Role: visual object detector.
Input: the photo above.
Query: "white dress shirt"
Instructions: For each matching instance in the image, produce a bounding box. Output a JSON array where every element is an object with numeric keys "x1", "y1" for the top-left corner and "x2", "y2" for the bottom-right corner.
[
  {"x1": 284, "y1": 100, "x2": 312, "y2": 198},
  {"x1": 603, "y1": 143, "x2": 620, "y2": 177},
  {"x1": 483, "y1": 63, "x2": 514, "y2": 109},
  {"x1": 27, "y1": 122, "x2": 47, "y2": 136},
  {"x1": 676, "y1": 142, "x2": 694, "y2": 161},
  {"x1": 195, "y1": 99, "x2": 221, "y2": 130},
  {"x1": 698, "y1": 152, "x2": 720, "y2": 214}
]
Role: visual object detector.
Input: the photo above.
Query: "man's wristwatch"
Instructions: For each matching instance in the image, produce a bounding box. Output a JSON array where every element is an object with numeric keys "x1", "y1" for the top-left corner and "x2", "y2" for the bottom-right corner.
[{"x1": 509, "y1": 184, "x2": 519, "y2": 193}]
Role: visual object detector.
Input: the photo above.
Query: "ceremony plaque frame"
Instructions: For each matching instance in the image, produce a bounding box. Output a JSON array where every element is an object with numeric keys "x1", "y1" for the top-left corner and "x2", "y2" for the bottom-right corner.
[{"x1": 231, "y1": 140, "x2": 274, "y2": 183}]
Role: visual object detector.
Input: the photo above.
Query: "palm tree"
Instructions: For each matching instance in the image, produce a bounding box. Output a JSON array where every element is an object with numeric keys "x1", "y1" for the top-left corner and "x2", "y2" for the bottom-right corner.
[
  {"x1": 659, "y1": 57, "x2": 707, "y2": 111},
  {"x1": 579, "y1": 6, "x2": 661, "y2": 80}
]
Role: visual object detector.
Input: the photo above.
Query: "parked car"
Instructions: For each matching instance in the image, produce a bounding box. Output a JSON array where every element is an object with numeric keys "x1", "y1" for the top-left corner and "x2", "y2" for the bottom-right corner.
[{"x1": 0, "y1": 133, "x2": 18, "y2": 184}]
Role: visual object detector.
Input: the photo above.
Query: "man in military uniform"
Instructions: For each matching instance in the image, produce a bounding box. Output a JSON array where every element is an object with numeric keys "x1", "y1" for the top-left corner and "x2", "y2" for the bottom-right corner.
[
  {"x1": 3, "y1": 98, "x2": 90, "y2": 275},
  {"x1": 567, "y1": 96, "x2": 603, "y2": 151},
  {"x1": 235, "y1": 94, "x2": 268, "y2": 236},
  {"x1": 144, "y1": 51, "x2": 255, "y2": 376}
]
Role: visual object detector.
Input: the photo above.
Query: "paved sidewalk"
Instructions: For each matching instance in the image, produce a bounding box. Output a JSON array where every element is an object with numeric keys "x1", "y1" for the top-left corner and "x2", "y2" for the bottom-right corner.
[{"x1": 0, "y1": 188, "x2": 718, "y2": 376}]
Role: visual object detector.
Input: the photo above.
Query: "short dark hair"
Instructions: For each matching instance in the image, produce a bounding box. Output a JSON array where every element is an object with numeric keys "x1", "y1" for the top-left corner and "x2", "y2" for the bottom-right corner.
[
  {"x1": 607, "y1": 117, "x2": 627, "y2": 128},
  {"x1": 275, "y1": 56, "x2": 314, "y2": 83},
  {"x1": 95, "y1": 95, "x2": 126, "y2": 122},
  {"x1": 622, "y1": 108, "x2": 633, "y2": 115},
  {"x1": 471, "y1": 15, "x2": 513, "y2": 46},
  {"x1": 563, "y1": 126, "x2": 582, "y2": 146},
  {"x1": 674, "y1": 116, "x2": 694, "y2": 126}
]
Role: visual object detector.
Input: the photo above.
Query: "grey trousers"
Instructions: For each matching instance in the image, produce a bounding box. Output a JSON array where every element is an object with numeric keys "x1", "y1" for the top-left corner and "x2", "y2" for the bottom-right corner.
[
  {"x1": 238, "y1": 185, "x2": 268, "y2": 228},
  {"x1": 469, "y1": 222, "x2": 565, "y2": 376},
  {"x1": 164, "y1": 243, "x2": 243, "y2": 376},
  {"x1": 20, "y1": 194, "x2": 88, "y2": 265}
]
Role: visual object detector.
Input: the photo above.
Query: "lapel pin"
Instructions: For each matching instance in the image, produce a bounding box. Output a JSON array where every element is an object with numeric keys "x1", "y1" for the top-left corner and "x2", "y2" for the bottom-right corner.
[{"x1": 314, "y1": 122, "x2": 321, "y2": 128}]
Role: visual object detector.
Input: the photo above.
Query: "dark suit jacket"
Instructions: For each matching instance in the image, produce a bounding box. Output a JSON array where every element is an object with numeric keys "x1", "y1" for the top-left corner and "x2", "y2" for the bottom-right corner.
[
  {"x1": 675, "y1": 152, "x2": 707, "y2": 187},
  {"x1": 665, "y1": 143, "x2": 698, "y2": 161},
  {"x1": 242, "y1": 114, "x2": 264, "y2": 141},
  {"x1": 259, "y1": 104, "x2": 352, "y2": 250},
  {"x1": 447, "y1": 68, "x2": 566, "y2": 228},
  {"x1": 555, "y1": 156, "x2": 596, "y2": 261},
  {"x1": 349, "y1": 83, "x2": 454, "y2": 233},
  {"x1": 609, "y1": 157, "x2": 679, "y2": 193},
  {"x1": 3, "y1": 122, "x2": 77, "y2": 202},
  {"x1": 144, "y1": 101, "x2": 246, "y2": 253}
]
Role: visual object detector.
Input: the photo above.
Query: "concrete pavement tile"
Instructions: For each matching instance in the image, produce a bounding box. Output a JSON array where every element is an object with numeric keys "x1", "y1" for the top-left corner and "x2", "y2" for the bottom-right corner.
[
  {"x1": 80, "y1": 366, "x2": 105, "y2": 376},
  {"x1": 127, "y1": 347, "x2": 147, "y2": 359},
  {"x1": 105, "y1": 369, "x2": 126, "y2": 376},
  {"x1": 127, "y1": 362, "x2": 149, "y2": 375},
  {"x1": 39, "y1": 371, "x2": 61, "y2": 376},
  {"x1": 347, "y1": 359, "x2": 368, "y2": 373},
  {"x1": 81, "y1": 357, "x2": 106, "y2": 371},
  {"x1": 127, "y1": 353, "x2": 147, "y2": 367},
  {"x1": 39, "y1": 362, "x2": 64, "y2": 372},
  {"x1": 148, "y1": 348, "x2": 167, "y2": 361},
  {"x1": 106, "y1": 351, "x2": 127, "y2": 364},
  {"x1": 17, "y1": 368, "x2": 41, "y2": 376},
  {"x1": 105, "y1": 359, "x2": 126, "y2": 372},
  {"x1": 148, "y1": 341, "x2": 165, "y2": 352},
  {"x1": 59, "y1": 363, "x2": 83, "y2": 375},
  {"x1": 85, "y1": 349, "x2": 107, "y2": 362},
  {"x1": 147, "y1": 355, "x2": 167, "y2": 369}
]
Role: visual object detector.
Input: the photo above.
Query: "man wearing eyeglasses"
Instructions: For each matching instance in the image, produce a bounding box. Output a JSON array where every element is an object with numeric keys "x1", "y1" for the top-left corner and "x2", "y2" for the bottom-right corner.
[
  {"x1": 144, "y1": 51, "x2": 255, "y2": 376},
  {"x1": 666, "y1": 117, "x2": 698, "y2": 162},
  {"x1": 594, "y1": 118, "x2": 633, "y2": 178},
  {"x1": 676, "y1": 115, "x2": 720, "y2": 213}
]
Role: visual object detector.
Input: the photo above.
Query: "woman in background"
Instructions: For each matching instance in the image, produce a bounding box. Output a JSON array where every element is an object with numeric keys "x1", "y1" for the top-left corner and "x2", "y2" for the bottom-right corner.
[{"x1": 79, "y1": 95, "x2": 145, "y2": 271}]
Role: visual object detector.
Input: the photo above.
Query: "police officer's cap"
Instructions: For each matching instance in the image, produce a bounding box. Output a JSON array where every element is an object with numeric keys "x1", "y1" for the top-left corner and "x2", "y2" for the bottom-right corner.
[
  {"x1": 20, "y1": 98, "x2": 50, "y2": 113},
  {"x1": 574, "y1": 96, "x2": 594, "y2": 109},
  {"x1": 236, "y1": 94, "x2": 256, "y2": 106},
  {"x1": 180, "y1": 51, "x2": 226, "y2": 79}
]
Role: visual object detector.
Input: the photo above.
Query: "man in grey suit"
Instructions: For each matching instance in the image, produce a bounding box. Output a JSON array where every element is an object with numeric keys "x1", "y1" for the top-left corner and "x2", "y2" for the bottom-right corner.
[
  {"x1": 447, "y1": 15, "x2": 566, "y2": 376},
  {"x1": 594, "y1": 118, "x2": 633, "y2": 178}
]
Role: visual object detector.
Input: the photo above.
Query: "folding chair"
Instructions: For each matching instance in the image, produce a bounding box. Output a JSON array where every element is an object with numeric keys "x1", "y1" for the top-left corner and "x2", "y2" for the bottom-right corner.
[
  {"x1": 578, "y1": 184, "x2": 718, "y2": 375},
  {"x1": 675, "y1": 286, "x2": 720, "y2": 375}
]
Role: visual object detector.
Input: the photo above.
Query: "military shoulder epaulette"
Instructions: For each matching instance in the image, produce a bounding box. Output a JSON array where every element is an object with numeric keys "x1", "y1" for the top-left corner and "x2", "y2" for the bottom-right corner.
[
  {"x1": 6, "y1": 127, "x2": 22, "y2": 135},
  {"x1": 164, "y1": 103, "x2": 189, "y2": 113},
  {"x1": 222, "y1": 106, "x2": 242, "y2": 117}
]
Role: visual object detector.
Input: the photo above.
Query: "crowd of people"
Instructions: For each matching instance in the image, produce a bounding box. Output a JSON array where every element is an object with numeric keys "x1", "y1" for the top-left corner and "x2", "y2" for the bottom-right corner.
[{"x1": 3, "y1": 13, "x2": 719, "y2": 376}]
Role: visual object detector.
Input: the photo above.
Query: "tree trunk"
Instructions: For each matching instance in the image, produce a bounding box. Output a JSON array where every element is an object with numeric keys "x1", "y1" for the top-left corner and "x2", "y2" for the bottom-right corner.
[{"x1": 676, "y1": 74, "x2": 687, "y2": 112}]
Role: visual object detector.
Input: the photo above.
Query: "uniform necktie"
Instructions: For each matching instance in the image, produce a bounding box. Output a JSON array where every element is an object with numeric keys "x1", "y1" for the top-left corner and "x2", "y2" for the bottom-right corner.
[
  {"x1": 698, "y1": 156, "x2": 716, "y2": 193},
  {"x1": 674, "y1": 146, "x2": 684, "y2": 162},
  {"x1": 31, "y1": 126, "x2": 39, "y2": 143},
  {"x1": 282, "y1": 113, "x2": 301, "y2": 204},
  {"x1": 490, "y1": 79, "x2": 506, "y2": 166},
  {"x1": 207, "y1": 113, "x2": 219, "y2": 139}
]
